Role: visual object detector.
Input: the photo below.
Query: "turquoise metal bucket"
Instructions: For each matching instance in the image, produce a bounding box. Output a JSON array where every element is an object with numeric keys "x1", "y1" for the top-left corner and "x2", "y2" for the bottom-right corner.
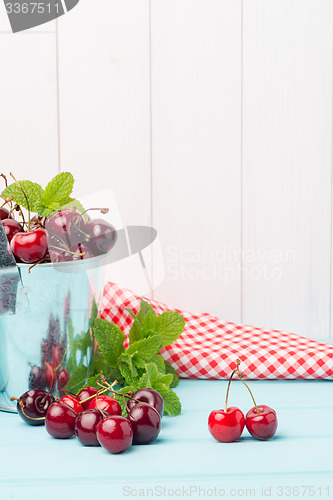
[{"x1": 0, "y1": 257, "x2": 103, "y2": 412}]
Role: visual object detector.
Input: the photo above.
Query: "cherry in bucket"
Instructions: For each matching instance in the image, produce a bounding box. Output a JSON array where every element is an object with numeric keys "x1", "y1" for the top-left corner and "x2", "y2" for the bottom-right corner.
[{"x1": 8, "y1": 173, "x2": 48, "y2": 264}]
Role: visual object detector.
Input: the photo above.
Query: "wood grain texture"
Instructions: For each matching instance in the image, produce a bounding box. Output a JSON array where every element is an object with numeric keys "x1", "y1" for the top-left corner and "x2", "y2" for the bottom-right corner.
[
  {"x1": 242, "y1": 0, "x2": 333, "y2": 337},
  {"x1": 57, "y1": 0, "x2": 151, "y2": 229},
  {"x1": 0, "y1": 32, "x2": 58, "y2": 186},
  {"x1": 151, "y1": 0, "x2": 242, "y2": 322}
]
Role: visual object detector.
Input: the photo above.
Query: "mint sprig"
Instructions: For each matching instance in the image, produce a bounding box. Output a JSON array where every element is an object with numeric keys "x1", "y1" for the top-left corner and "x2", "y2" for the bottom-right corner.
[
  {"x1": 1, "y1": 172, "x2": 77, "y2": 217},
  {"x1": 2, "y1": 181, "x2": 43, "y2": 213},
  {"x1": 89, "y1": 299, "x2": 185, "y2": 416}
]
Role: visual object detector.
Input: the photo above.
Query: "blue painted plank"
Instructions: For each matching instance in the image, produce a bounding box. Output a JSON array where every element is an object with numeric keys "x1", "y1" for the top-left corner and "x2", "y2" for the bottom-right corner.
[{"x1": 1, "y1": 376, "x2": 332, "y2": 500}]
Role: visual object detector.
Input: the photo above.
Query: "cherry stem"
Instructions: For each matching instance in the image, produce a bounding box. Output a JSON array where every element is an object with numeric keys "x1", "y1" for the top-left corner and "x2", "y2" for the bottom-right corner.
[
  {"x1": 0, "y1": 173, "x2": 8, "y2": 188},
  {"x1": 97, "y1": 379, "x2": 142, "y2": 405},
  {"x1": 10, "y1": 173, "x2": 30, "y2": 232},
  {"x1": 11, "y1": 399, "x2": 45, "y2": 421},
  {"x1": 55, "y1": 348, "x2": 67, "y2": 372},
  {"x1": 0, "y1": 196, "x2": 14, "y2": 210},
  {"x1": 224, "y1": 369, "x2": 237, "y2": 412},
  {"x1": 81, "y1": 207, "x2": 109, "y2": 217},
  {"x1": 94, "y1": 393, "x2": 108, "y2": 418},
  {"x1": 78, "y1": 387, "x2": 108, "y2": 405},
  {"x1": 235, "y1": 360, "x2": 260, "y2": 414},
  {"x1": 28, "y1": 257, "x2": 49, "y2": 273},
  {"x1": 49, "y1": 245, "x2": 85, "y2": 257}
]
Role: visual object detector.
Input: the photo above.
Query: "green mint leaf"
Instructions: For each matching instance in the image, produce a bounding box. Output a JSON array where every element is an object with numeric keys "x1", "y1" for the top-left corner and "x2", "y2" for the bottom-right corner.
[
  {"x1": 92, "y1": 318, "x2": 125, "y2": 368},
  {"x1": 154, "y1": 384, "x2": 181, "y2": 416},
  {"x1": 40, "y1": 172, "x2": 74, "y2": 207},
  {"x1": 156, "y1": 311, "x2": 185, "y2": 347},
  {"x1": 126, "y1": 334, "x2": 162, "y2": 361},
  {"x1": 34, "y1": 201, "x2": 54, "y2": 217},
  {"x1": 150, "y1": 354, "x2": 166, "y2": 374},
  {"x1": 92, "y1": 350, "x2": 109, "y2": 374},
  {"x1": 143, "y1": 311, "x2": 157, "y2": 332},
  {"x1": 75, "y1": 329, "x2": 93, "y2": 356},
  {"x1": 155, "y1": 373, "x2": 173, "y2": 387},
  {"x1": 137, "y1": 299, "x2": 156, "y2": 325},
  {"x1": 128, "y1": 318, "x2": 143, "y2": 345},
  {"x1": 114, "y1": 386, "x2": 132, "y2": 416},
  {"x1": 2, "y1": 181, "x2": 43, "y2": 213},
  {"x1": 88, "y1": 298, "x2": 99, "y2": 330},
  {"x1": 119, "y1": 355, "x2": 139, "y2": 387},
  {"x1": 138, "y1": 362, "x2": 159, "y2": 388},
  {"x1": 164, "y1": 361, "x2": 179, "y2": 388},
  {"x1": 131, "y1": 353, "x2": 146, "y2": 369},
  {"x1": 81, "y1": 373, "x2": 103, "y2": 391},
  {"x1": 66, "y1": 365, "x2": 88, "y2": 393}
]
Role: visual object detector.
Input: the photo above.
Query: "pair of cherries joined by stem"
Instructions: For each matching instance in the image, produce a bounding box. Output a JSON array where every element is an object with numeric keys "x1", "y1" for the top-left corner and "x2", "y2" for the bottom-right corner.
[{"x1": 208, "y1": 360, "x2": 278, "y2": 443}]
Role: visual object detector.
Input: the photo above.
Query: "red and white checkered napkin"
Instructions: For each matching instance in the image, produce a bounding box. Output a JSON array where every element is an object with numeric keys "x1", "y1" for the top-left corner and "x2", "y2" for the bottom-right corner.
[{"x1": 100, "y1": 282, "x2": 333, "y2": 380}]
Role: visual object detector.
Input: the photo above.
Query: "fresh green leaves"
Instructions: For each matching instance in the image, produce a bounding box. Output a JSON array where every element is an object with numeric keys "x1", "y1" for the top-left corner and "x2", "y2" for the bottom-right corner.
[
  {"x1": 93, "y1": 319, "x2": 125, "y2": 368},
  {"x1": 41, "y1": 172, "x2": 74, "y2": 206},
  {"x1": 2, "y1": 181, "x2": 43, "y2": 213},
  {"x1": 156, "y1": 311, "x2": 185, "y2": 347},
  {"x1": 1, "y1": 172, "x2": 77, "y2": 217},
  {"x1": 90, "y1": 299, "x2": 185, "y2": 416}
]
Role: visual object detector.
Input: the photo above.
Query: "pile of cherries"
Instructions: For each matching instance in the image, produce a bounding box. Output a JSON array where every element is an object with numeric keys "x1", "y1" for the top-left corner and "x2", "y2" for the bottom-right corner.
[
  {"x1": 208, "y1": 360, "x2": 278, "y2": 443},
  {"x1": 12, "y1": 383, "x2": 163, "y2": 454},
  {"x1": 0, "y1": 204, "x2": 117, "y2": 265}
]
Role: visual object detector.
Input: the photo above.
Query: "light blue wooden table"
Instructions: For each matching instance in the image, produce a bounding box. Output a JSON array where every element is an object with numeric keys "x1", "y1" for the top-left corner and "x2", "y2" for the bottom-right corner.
[{"x1": 1, "y1": 375, "x2": 332, "y2": 499}]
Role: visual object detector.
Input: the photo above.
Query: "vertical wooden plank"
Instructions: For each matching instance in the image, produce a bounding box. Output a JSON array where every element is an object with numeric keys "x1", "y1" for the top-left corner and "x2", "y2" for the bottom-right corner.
[
  {"x1": 242, "y1": 0, "x2": 332, "y2": 337},
  {"x1": 151, "y1": 0, "x2": 242, "y2": 320},
  {"x1": 0, "y1": 32, "x2": 58, "y2": 187},
  {"x1": 57, "y1": 1, "x2": 151, "y2": 229}
]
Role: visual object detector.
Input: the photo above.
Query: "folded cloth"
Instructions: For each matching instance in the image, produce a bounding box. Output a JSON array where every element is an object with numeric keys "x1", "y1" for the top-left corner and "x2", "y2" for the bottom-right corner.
[{"x1": 100, "y1": 282, "x2": 333, "y2": 380}]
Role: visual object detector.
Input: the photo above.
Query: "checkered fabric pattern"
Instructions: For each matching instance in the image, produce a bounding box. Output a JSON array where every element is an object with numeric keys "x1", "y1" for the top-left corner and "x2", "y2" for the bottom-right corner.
[{"x1": 100, "y1": 282, "x2": 333, "y2": 380}]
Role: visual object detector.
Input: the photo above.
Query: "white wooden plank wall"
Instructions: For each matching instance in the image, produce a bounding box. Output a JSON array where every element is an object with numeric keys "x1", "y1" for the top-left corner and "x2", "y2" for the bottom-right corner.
[
  {"x1": 0, "y1": 0, "x2": 332, "y2": 339},
  {"x1": 150, "y1": 0, "x2": 242, "y2": 321},
  {"x1": 242, "y1": 0, "x2": 333, "y2": 337}
]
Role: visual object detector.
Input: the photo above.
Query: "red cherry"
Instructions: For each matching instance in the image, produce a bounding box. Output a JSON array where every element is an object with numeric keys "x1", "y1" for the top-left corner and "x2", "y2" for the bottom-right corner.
[
  {"x1": 0, "y1": 207, "x2": 12, "y2": 220},
  {"x1": 14, "y1": 389, "x2": 55, "y2": 426},
  {"x1": 89, "y1": 395, "x2": 122, "y2": 415},
  {"x1": 96, "y1": 416, "x2": 133, "y2": 454},
  {"x1": 127, "y1": 388, "x2": 164, "y2": 417},
  {"x1": 57, "y1": 369, "x2": 70, "y2": 391},
  {"x1": 46, "y1": 209, "x2": 85, "y2": 246},
  {"x1": 10, "y1": 228, "x2": 48, "y2": 263},
  {"x1": 85, "y1": 219, "x2": 117, "y2": 255},
  {"x1": 2, "y1": 219, "x2": 23, "y2": 243},
  {"x1": 208, "y1": 407, "x2": 245, "y2": 443},
  {"x1": 69, "y1": 242, "x2": 94, "y2": 261},
  {"x1": 60, "y1": 395, "x2": 83, "y2": 414},
  {"x1": 45, "y1": 402, "x2": 77, "y2": 438},
  {"x1": 77, "y1": 386, "x2": 98, "y2": 411},
  {"x1": 75, "y1": 409, "x2": 108, "y2": 446},
  {"x1": 127, "y1": 402, "x2": 161, "y2": 444},
  {"x1": 245, "y1": 405, "x2": 278, "y2": 440}
]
